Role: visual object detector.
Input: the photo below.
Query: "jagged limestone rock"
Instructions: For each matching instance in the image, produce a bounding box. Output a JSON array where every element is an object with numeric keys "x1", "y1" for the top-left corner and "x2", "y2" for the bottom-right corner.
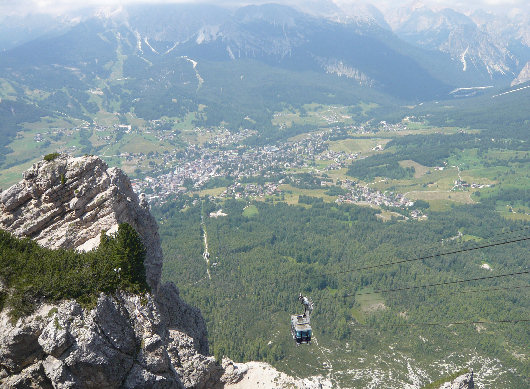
[
  {"x1": 0, "y1": 155, "x2": 161, "y2": 291},
  {"x1": 511, "y1": 61, "x2": 530, "y2": 86},
  {"x1": 0, "y1": 361, "x2": 53, "y2": 389},
  {"x1": 0, "y1": 155, "x2": 244, "y2": 388},
  {"x1": 220, "y1": 358, "x2": 248, "y2": 385},
  {"x1": 439, "y1": 371, "x2": 474, "y2": 389},
  {"x1": 0, "y1": 291, "x2": 221, "y2": 388}
]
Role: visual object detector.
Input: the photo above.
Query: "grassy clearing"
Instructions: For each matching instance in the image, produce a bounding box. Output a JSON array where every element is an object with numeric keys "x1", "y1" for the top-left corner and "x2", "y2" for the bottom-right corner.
[
  {"x1": 351, "y1": 308, "x2": 366, "y2": 324},
  {"x1": 325, "y1": 167, "x2": 350, "y2": 183},
  {"x1": 93, "y1": 110, "x2": 120, "y2": 126},
  {"x1": 485, "y1": 149, "x2": 528, "y2": 160},
  {"x1": 99, "y1": 132, "x2": 173, "y2": 157},
  {"x1": 173, "y1": 112, "x2": 198, "y2": 131},
  {"x1": 5, "y1": 131, "x2": 43, "y2": 162},
  {"x1": 0, "y1": 79, "x2": 17, "y2": 99},
  {"x1": 406, "y1": 190, "x2": 475, "y2": 204},
  {"x1": 120, "y1": 133, "x2": 169, "y2": 154},
  {"x1": 424, "y1": 200, "x2": 452, "y2": 213},
  {"x1": 124, "y1": 112, "x2": 147, "y2": 128},
  {"x1": 377, "y1": 209, "x2": 406, "y2": 222},
  {"x1": 197, "y1": 187, "x2": 227, "y2": 197},
  {"x1": 242, "y1": 204, "x2": 259, "y2": 218},
  {"x1": 272, "y1": 103, "x2": 356, "y2": 129},
  {"x1": 496, "y1": 207, "x2": 530, "y2": 221},
  {"x1": 461, "y1": 234, "x2": 483, "y2": 242},
  {"x1": 422, "y1": 369, "x2": 470, "y2": 389},
  {"x1": 0, "y1": 160, "x2": 37, "y2": 189},
  {"x1": 3, "y1": 123, "x2": 87, "y2": 171},
  {"x1": 356, "y1": 290, "x2": 386, "y2": 313},
  {"x1": 358, "y1": 101, "x2": 379, "y2": 116},
  {"x1": 279, "y1": 184, "x2": 337, "y2": 205},
  {"x1": 21, "y1": 116, "x2": 84, "y2": 131},
  {"x1": 368, "y1": 167, "x2": 459, "y2": 194},
  {"x1": 398, "y1": 160, "x2": 430, "y2": 178},
  {"x1": 313, "y1": 159, "x2": 334, "y2": 170},
  {"x1": 459, "y1": 172, "x2": 496, "y2": 186},
  {"x1": 328, "y1": 138, "x2": 391, "y2": 154}
]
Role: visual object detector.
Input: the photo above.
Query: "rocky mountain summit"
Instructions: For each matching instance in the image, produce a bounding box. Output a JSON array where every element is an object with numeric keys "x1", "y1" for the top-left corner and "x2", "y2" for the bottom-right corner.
[
  {"x1": 0, "y1": 154, "x2": 161, "y2": 290},
  {"x1": 0, "y1": 154, "x2": 245, "y2": 388}
]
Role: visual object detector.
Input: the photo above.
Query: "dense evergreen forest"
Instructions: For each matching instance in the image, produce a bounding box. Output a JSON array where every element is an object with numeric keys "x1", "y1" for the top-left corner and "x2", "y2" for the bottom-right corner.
[
  {"x1": 347, "y1": 133, "x2": 528, "y2": 180},
  {"x1": 155, "y1": 197, "x2": 529, "y2": 384},
  {"x1": 0, "y1": 223, "x2": 149, "y2": 319}
]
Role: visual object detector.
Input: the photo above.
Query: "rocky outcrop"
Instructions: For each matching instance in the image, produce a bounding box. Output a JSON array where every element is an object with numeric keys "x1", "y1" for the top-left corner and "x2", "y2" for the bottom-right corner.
[
  {"x1": 0, "y1": 154, "x2": 161, "y2": 290},
  {"x1": 511, "y1": 61, "x2": 530, "y2": 86},
  {"x1": 0, "y1": 289, "x2": 221, "y2": 388},
  {"x1": 223, "y1": 361, "x2": 331, "y2": 389},
  {"x1": 439, "y1": 371, "x2": 474, "y2": 389},
  {"x1": 0, "y1": 155, "x2": 245, "y2": 388}
]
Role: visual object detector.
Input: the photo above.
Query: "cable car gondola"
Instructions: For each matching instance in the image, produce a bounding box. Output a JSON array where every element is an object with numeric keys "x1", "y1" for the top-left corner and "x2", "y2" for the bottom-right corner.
[{"x1": 291, "y1": 293, "x2": 313, "y2": 344}]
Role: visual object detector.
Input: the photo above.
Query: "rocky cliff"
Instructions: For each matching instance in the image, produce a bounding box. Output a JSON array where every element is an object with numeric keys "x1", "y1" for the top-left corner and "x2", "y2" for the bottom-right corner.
[
  {"x1": 0, "y1": 155, "x2": 245, "y2": 388},
  {"x1": 439, "y1": 371, "x2": 474, "y2": 389},
  {"x1": 0, "y1": 154, "x2": 161, "y2": 290},
  {"x1": 511, "y1": 61, "x2": 530, "y2": 86}
]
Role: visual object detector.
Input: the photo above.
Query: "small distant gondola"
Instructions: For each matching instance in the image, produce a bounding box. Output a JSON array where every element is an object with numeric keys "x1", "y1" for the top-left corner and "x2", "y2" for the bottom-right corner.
[{"x1": 291, "y1": 293, "x2": 313, "y2": 344}]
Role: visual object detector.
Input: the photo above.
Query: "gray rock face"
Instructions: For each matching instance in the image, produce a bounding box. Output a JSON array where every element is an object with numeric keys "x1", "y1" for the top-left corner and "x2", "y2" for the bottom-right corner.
[
  {"x1": 511, "y1": 61, "x2": 530, "y2": 86},
  {"x1": 0, "y1": 155, "x2": 161, "y2": 290},
  {"x1": 439, "y1": 371, "x2": 474, "y2": 389},
  {"x1": 0, "y1": 155, "x2": 244, "y2": 388},
  {"x1": 0, "y1": 291, "x2": 219, "y2": 388}
]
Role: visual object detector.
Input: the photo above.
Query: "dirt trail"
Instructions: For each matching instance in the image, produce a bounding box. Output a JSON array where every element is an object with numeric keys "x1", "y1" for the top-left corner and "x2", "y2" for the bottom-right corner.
[{"x1": 200, "y1": 213, "x2": 211, "y2": 280}]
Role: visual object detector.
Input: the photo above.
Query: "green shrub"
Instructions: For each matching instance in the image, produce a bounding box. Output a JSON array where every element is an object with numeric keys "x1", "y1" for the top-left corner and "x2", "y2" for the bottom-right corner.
[
  {"x1": 43, "y1": 152, "x2": 60, "y2": 162},
  {"x1": 421, "y1": 369, "x2": 470, "y2": 389},
  {"x1": 0, "y1": 223, "x2": 149, "y2": 320}
]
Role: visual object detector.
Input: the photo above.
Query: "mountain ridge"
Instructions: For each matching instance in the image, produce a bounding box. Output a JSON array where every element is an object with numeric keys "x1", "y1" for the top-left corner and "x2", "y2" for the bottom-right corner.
[{"x1": 0, "y1": 154, "x2": 244, "y2": 388}]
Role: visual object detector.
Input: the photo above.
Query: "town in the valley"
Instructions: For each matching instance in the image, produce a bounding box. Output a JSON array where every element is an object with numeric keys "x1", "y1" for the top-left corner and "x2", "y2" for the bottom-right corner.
[{"x1": 31, "y1": 116, "x2": 431, "y2": 218}]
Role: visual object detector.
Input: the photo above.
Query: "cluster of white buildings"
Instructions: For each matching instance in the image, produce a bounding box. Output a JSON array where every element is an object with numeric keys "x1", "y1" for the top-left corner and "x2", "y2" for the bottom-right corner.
[{"x1": 337, "y1": 179, "x2": 415, "y2": 209}]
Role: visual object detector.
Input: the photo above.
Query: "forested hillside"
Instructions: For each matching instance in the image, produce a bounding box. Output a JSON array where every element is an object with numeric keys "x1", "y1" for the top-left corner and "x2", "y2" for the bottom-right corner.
[{"x1": 155, "y1": 197, "x2": 529, "y2": 387}]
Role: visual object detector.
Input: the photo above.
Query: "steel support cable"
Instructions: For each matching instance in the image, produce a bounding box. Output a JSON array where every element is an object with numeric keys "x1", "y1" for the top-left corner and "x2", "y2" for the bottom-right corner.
[
  {"x1": 179, "y1": 234, "x2": 530, "y2": 292},
  {"x1": 443, "y1": 225, "x2": 530, "y2": 242},
  {"x1": 298, "y1": 235, "x2": 530, "y2": 283},
  {"x1": 423, "y1": 226, "x2": 530, "y2": 260},
  {"x1": 427, "y1": 225, "x2": 530, "y2": 254},
  {"x1": 446, "y1": 284, "x2": 530, "y2": 295},
  {"x1": 317, "y1": 270, "x2": 529, "y2": 299},
  {"x1": 192, "y1": 273, "x2": 530, "y2": 309},
  {"x1": 177, "y1": 224, "x2": 530, "y2": 293},
  {"x1": 356, "y1": 318, "x2": 530, "y2": 328}
]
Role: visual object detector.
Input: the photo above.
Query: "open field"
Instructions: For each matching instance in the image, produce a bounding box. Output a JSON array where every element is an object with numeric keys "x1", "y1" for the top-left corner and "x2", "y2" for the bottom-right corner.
[
  {"x1": 174, "y1": 112, "x2": 199, "y2": 131},
  {"x1": 197, "y1": 187, "x2": 227, "y2": 197},
  {"x1": 501, "y1": 212, "x2": 530, "y2": 221},
  {"x1": 356, "y1": 126, "x2": 479, "y2": 138},
  {"x1": 356, "y1": 290, "x2": 386, "y2": 313},
  {"x1": 0, "y1": 78, "x2": 17, "y2": 99},
  {"x1": 242, "y1": 204, "x2": 259, "y2": 218},
  {"x1": 0, "y1": 160, "x2": 35, "y2": 189},
  {"x1": 272, "y1": 103, "x2": 357, "y2": 128},
  {"x1": 377, "y1": 209, "x2": 407, "y2": 221},
  {"x1": 405, "y1": 190, "x2": 475, "y2": 204},
  {"x1": 324, "y1": 168, "x2": 350, "y2": 183},
  {"x1": 93, "y1": 110, "x2": 121, "y2": 126},
  {"x1": 0, "y1": 118, "x2": 90, "y2": 186},
  {"x1": 327, "y1": 138, "x2": 391, "y2": 154},
  {"x1": 398, "y1": 160, "x2": 430, "y2": 178},
  {"x1": 279, "y1": 184, "x2": 337, "y2": 205},
  {"x1": 368, "y1": 166, "x2": 460, "y2": 193}
]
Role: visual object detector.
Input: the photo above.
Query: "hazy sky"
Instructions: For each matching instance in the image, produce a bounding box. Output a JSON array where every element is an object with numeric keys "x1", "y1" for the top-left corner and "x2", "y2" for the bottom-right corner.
[{"x1": 1, "y1": 0, "x2": 528, "y2": 17}]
